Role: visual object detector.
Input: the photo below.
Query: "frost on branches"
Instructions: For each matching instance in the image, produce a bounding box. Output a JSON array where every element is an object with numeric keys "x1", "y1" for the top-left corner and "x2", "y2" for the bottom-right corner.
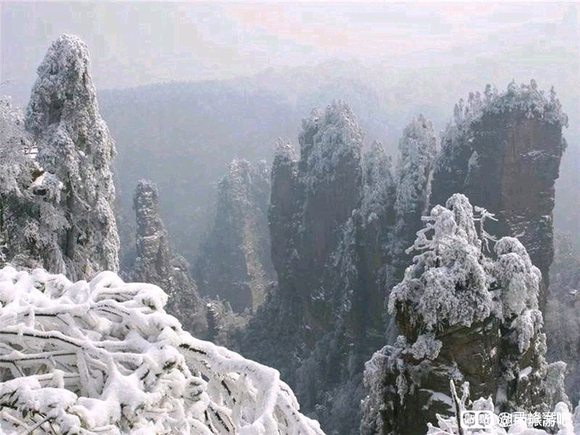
[
  {"x1": 0, "y1": 96, "x2": 67, "y2": 273},
  {"x1": 25, "y1": 34, "x2": 120, "y2": 281},
  {"x1": 389, "y1": 193, "x2": 493, "y2": 330},
  {"x1": 0, "y1": 266, "x2": 324, "y2": 435},
  {"x1": 425, "y1": 381, "x2": 577, "y2": 435},
  {"x1": 0, "y1": 97, "x2": 30, "y2": 198},
  {"x1": 361, "y1": 194, "x2": 567, "y2": 435}
]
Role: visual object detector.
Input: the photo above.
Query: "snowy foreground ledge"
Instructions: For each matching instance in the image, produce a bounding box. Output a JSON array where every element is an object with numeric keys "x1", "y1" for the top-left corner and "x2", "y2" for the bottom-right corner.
[{"x1": 0, "y1": 266, "x2": 325, "y2": 435}]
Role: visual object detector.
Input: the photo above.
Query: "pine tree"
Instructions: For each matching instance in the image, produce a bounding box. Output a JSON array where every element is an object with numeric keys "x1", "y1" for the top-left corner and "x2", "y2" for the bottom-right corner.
[{"x1": 25, "y1": 34, "x2": 119, "y2": 280}]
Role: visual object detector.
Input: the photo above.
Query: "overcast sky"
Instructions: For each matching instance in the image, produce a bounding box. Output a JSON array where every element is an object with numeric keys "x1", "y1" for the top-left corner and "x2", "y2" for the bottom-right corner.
[{"x1": 1, "y1": 2, "x2": 578, "y2": 103}]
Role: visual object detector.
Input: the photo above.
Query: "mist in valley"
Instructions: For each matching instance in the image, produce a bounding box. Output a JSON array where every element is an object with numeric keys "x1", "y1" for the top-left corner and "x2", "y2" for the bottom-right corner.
[{"x1": 1, "y1": 2, "x2": 580, "y2": 434}]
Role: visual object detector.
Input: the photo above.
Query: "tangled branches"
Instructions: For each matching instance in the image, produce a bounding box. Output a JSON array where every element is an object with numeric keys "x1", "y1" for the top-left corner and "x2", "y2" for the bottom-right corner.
[{"x1": 0, "y1": 266, "x2": 324, "y2": 434}]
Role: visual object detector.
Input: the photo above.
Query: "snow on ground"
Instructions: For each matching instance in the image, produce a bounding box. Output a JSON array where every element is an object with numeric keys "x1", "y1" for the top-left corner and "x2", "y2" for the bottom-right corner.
[{"x1": 0, "y1": 266, "x2": 325, "y2": 434}]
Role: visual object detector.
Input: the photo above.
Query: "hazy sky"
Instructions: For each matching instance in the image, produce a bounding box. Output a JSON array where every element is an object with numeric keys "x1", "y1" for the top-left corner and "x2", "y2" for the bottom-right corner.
[{"x1": 1, "y1": 2, "x2": 578, "y2": 103}]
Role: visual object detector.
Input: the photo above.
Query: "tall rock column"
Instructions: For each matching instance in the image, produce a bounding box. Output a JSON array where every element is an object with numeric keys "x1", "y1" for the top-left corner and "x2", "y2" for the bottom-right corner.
[
  {"x1": 25, "y1": 34, "x2": 119, "y2": 280},
  {"x1": 242, "y1": 101, "x2": 378, "y2": 434},
  {"x1": 269, "y1": 140, "x2": 299, "y2": 282},
  {"x1": 132, "y1": 180, "x2": 201, "y2": 332},
  {"x1": 431, "y1": 82, "x2": 568, "y2": 309},
  {"x1": 132, "y1": 180, "x2": 172, "y2": 287},
  {"x1": 242, "y1": 100, "x2": 364, "y2": 380},
  {"x1": 391, "y1": 114, "x2": 437, "y2": 284},
  {"x1": 194, "y1": 159, "x2": 274, "y2": 313}
]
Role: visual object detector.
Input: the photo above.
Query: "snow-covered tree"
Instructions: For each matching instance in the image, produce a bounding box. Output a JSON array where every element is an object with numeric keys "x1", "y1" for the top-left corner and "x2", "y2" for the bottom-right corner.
[
  {"x1": 360, "y1": 140, "x2": 397, "y2": 237},
  {"x1": 0, "y1": 265, "x2": 325, "y2": 435},
  {"x1": 425, "y1": 381, "x2": 576, "y2": 435},
  {"x1": 0, "y1": 96, "x2": 30, "y2": 201},
  {"x1": 0, "y1": 96, "x2": 32, "y2": 261},
  {"x1": 430, "y1": 81, "x2": 568, "y2": 310},
  {"x1": 0, "y1": 96, "x2": 67, "y2": 272},
  {"x1": 394, "y1": 115, "x2": 437, "y2": 220},
  {"x1": 25, "y1": 34, "x2": 119, "y2": 281},
  {"x1": 389, "y1": 194, "x2": 493, "y2": 330},
  {"x1": 361, "y1": 194, "x2": 568, "y2": 435}
]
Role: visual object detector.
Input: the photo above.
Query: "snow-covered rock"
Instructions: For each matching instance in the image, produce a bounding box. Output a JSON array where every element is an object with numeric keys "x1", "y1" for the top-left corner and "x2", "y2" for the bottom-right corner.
[
  {"x1": 242, "y1": 100, "x2": 367, "y2": 434},
  {"x1": 431, "y1": 81, "x2": 568, "y2": 310},
  {"x1": 0, "y1": 266, "x2": 325, "y2": 434},
  {"x1": 131, "y1": 179, "x2": 202, "y2": 335},
  {"x1": 361, "y1": 194, "x2": 568, "y2": 435},
  {"x1": 194, "y1": 159, "x2": 273, "y2": 313},
  {"x1": 25, "y1": 34, "x2": 119, "y2": 281}
]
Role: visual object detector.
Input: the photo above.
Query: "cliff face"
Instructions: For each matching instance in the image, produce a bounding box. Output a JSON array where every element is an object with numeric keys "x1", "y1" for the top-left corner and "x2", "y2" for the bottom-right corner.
[
  {"x1": 264, "y1": 101, "x2": 364, "y2": 327},
  {"x1": 361, "y1": 195, "x2": 568, "y2": 435},
  {"x1": 25, "y1": 34, "x2": 119, "y2": 280},
  {"x1": 268, "y1": 140, "x2": 299, "y2": 278},
  {"x1": 431, "y1": 83, "x2": 568, "y2": 309},
  {"x1": 243, "y1": 101, "x2": 398, "y2": 434},
  {"x1": 131, "y1": 180, "x2": 201, "y2": 332},
  {"x1": 467, "y1": 114, "x2": 565, "y2": 308},
  {"x1": 194, "y1": 159, "x2": 274, "y2": 313}
]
